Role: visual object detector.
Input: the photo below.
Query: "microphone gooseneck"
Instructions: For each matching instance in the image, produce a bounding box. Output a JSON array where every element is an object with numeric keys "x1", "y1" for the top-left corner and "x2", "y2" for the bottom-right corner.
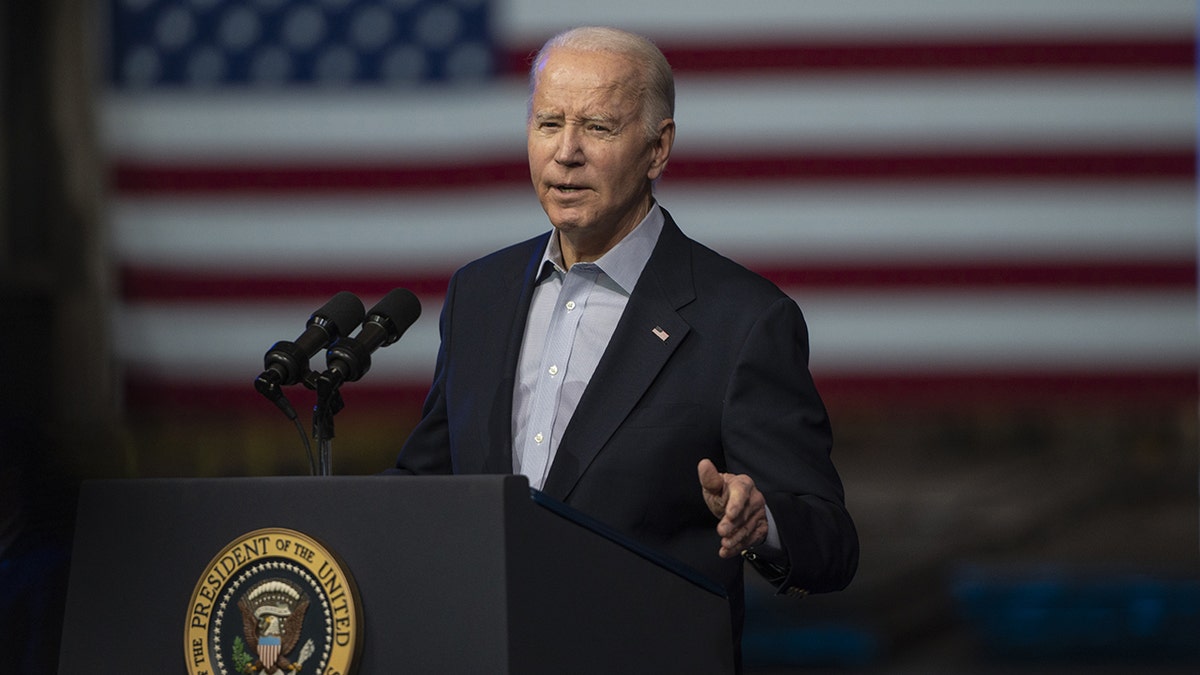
[
  {"x1": 252, "y1": 291, "x2": 368, "y2": 475},
  {"x1": 312, "y1": 288, "x2": 422, "y2": 476}
]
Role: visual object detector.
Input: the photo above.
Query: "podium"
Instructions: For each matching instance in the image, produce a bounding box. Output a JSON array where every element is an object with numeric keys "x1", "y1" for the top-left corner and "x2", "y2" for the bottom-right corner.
[{"x1": 58, "y1": 476, "x2": 734, "y2": 673}]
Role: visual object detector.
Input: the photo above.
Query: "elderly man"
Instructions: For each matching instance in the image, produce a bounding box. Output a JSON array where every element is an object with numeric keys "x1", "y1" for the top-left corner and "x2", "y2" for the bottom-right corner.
[{"x1": 391, "y1": 25, "x2": 858, "y2": 655}]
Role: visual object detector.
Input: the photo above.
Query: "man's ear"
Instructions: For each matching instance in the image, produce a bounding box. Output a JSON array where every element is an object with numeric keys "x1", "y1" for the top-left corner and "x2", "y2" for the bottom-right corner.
[{"x1": 647, "y1": 118, "x2": 675, "y2": 181}]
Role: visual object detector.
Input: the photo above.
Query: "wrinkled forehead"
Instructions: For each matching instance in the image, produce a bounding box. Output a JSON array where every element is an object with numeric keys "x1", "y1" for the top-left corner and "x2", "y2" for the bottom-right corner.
[{"x1": 531, "y1": 49, "x2": 644, "y2": 114}]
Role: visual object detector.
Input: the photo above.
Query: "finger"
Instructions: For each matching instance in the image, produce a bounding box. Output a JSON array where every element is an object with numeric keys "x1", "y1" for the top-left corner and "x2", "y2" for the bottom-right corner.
[
  {"x1": 698, "y1": 460, "x2": 732, "y2": 521},
  {"x1": 722, "y1": 513, "x2": 767, "y2": 549},
  {"x1": 721, "y1": 516, "x2": 754, "y2": 548},
  {"x1": 721, "y1": 474, "x2": 755, "y2": 523},
  {"x1": 720, "y1": 520, "x2": 768, "y2": 558},
  {"x1": 717, "y1": 482, "x2": 758, "y2": 538},
  {"x1": 720, "y1": 513, "x2": 769, "y2": 556},
  {"x1": 719, "y1": 489, "x2": 767, "y2": 544},
  {"x1": 696, "y1": 459, "x2": 725, "y2": 495},
  {"x1": 731, "y1": 494, "x2": 767, "y2": 540}
]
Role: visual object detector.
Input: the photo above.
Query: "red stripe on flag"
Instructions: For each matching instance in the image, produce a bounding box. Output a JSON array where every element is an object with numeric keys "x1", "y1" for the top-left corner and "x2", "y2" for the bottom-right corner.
[
  {"x1": 111, "y1": 150, "x2": 1196, "y2": 195},
  {"x1": 112, "y1": 160, "x2": 530, "y2": 194},
  {"x1": 123, "y1": 371, "x2": 1198, "y2": 414},
  {"x1": 119, "y1": 260, "x2": 1196, "y2": 303},
  {"x1": 120, "y1": 267, "x2": 451, "y2": 302},
  {"x1": 124, "y1": 376, "x2": 432, "y2": 415},
  {"x1": 501, "y1": 38, "x2": 1196, "y2": 75}
]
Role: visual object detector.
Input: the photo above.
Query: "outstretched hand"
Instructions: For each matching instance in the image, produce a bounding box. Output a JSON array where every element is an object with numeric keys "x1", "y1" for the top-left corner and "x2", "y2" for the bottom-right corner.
[{"x1": 698, "y1": 458, "x2": 769, "y2": 558}]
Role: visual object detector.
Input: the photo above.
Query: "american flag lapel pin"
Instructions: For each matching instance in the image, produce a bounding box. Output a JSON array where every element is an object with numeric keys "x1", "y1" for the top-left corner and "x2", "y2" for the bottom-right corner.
[{"x1": 651, "y1": 326, "x2": 670, "y2": 342}]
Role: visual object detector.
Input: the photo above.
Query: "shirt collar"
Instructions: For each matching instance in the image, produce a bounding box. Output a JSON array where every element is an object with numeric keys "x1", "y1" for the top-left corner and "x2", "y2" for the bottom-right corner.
[{"x1": 537, "y1": 203, "x2": 665, "y2": 294}]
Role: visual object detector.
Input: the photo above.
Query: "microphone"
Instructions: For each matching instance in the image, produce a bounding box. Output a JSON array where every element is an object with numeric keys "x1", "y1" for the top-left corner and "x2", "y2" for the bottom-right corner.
[
  {"x1": 255, "y1": 291, "x2": 366, "y2": 392},
  {"x1": 320, "y1": 288, "x2": 422, "y2": 387}
]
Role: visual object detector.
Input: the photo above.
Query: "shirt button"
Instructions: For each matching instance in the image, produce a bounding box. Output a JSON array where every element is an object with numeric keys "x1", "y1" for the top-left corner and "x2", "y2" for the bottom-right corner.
[
  {"x1": 565, "y1": 300, "x2": 576, "y2": 311},
  {"x1": 534, "y1": 432, "x2": 544, "y2": 444},
  {"x1": 548, "y1": 365, "x2": 559, "y2": 376}
]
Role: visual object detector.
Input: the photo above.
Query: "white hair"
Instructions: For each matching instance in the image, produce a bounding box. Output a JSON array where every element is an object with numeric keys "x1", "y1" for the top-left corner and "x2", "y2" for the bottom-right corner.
[{"x1": 528, "y1": 26, "x2": 675, "y2": 142}]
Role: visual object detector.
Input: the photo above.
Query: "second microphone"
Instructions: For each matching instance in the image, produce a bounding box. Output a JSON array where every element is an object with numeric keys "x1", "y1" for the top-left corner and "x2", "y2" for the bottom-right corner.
[{"x1": 318, "y1": 288, "x2": 422, "y2": 388}]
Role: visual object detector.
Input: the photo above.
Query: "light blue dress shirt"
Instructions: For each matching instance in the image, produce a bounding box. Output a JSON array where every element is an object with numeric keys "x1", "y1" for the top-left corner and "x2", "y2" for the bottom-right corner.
[{"x1": 512, "y1": 205, "x2": 664, "y2": 489}]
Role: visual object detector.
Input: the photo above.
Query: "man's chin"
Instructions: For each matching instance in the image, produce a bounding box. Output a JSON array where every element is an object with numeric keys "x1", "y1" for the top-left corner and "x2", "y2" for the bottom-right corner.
[{"x1": 543, "y1": 206, "x2": 589, "y2": 232}]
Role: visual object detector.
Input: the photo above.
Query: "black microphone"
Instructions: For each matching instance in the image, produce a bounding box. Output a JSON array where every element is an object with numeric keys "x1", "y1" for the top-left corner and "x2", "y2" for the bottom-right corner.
[
  {"x1": 255, "y1": 291, "x2": 366, "y2": 392},
  {"x1": 320, "y1": 288, "x2": 422, "y2": 387}
]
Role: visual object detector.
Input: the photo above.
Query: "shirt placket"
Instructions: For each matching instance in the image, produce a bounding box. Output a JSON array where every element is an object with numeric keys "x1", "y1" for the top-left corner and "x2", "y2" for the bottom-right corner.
[{"x1": 518, "y1": 263, "x2": 598, "y2": 490}]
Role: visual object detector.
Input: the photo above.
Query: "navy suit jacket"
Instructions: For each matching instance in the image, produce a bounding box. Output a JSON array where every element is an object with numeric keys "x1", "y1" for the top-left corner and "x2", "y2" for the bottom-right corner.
[{"x1": 393, "y1": 210, "x2": 858, "y2": 635}]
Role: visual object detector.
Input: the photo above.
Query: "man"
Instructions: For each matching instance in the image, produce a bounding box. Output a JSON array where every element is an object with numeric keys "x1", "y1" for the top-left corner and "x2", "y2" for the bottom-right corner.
[{"x1": 391, "y1": 26, "x2": 858, "y2": 653}]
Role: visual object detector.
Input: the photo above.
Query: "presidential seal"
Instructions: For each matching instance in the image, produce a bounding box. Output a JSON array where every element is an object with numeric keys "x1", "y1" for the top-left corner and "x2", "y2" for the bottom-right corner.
[{"x1": 186, "y1": 528, "x2": 362, "y2": 675}]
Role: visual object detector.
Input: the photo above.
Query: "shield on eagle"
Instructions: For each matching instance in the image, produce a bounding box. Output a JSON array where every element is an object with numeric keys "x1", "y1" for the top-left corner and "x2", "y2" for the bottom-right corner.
[{"x1": 237, "y1": 579, "x2": 309, "y2": 674}]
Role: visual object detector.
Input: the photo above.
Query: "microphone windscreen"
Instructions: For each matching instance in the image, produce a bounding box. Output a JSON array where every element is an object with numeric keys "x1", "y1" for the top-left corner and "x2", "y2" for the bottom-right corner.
[
  {"x1": 369, "y1": 288, "x2": 422, "y2": 340},
  {"x1": 316, "y1": 291, "x2": 367, "y2": 335}
]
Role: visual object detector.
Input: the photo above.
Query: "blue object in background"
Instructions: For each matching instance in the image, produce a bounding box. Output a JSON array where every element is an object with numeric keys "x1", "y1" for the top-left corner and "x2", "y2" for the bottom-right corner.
[
  {"x1": 742, "y1": 620, "x2": 881, "y2": 669},
  {"x1": 953, "y1": 564, "x2": 1200, "y2": 662},
  {"x1": 107, "y1": 0, "x2": 496, "y2": 88}
]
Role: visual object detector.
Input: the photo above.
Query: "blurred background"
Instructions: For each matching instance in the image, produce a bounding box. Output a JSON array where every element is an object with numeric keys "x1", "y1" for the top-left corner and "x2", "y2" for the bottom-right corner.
[{"x1": 1, "y1": 0, "x2": 1196, "y2": 672}]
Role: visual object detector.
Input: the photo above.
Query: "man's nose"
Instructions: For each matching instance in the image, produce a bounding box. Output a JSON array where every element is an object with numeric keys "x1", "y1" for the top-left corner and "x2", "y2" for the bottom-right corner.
[{"x1": 554, "y1": 126, "x2": 584, "y2": 165}]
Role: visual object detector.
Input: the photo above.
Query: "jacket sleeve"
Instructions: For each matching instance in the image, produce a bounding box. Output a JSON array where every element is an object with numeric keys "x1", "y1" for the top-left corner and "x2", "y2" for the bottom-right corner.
[{"x1": 721, "y1": 296, "x2": 859, "y2": 595}]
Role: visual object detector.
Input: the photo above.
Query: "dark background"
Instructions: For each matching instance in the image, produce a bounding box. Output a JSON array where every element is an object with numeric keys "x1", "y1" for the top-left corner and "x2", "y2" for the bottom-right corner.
[{"x1": 2, "y1": 2, "x2": 1196, "y2": 673}]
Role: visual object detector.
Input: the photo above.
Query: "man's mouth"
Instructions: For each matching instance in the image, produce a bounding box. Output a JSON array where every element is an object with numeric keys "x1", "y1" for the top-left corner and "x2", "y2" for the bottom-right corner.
[{"x1": 553, "y1": 183, "x2": 587, "y2": 193}]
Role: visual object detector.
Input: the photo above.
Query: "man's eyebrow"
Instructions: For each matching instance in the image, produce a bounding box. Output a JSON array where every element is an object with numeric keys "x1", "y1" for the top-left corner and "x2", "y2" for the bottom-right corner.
[
  {"x1": 581, "y1": 113, "x2": 618, "y2": 125},
  {"x1": 533, "y1": 110, "x2": 619, "y2": 125}
]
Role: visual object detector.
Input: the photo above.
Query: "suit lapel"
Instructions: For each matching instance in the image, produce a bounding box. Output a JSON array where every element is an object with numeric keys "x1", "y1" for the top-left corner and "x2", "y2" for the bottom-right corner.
[
  {"x1": 479, "y1": 234, "x2": 549, "y2": 474},
  {"x1": 541, "y1": 213, "x2": 696, "y2": 500}
]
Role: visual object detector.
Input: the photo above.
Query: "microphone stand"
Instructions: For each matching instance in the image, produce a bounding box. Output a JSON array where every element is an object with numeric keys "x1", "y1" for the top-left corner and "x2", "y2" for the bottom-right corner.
[
  {"x1": 285, "y1": 288, "x2": 419, "y2": 475},
  {"x1": 312, "y1": 371, "x2": 346, "y2": 476}
]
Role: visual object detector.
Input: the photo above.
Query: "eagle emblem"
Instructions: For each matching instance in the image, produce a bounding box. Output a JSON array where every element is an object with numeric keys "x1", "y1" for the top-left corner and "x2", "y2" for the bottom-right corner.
[
  {"x1": 186, "y1": 529, "x2": 360, "y2": 675},
  {"x1": 237, "y1": 579, "x2": 314, "y2": 673}
]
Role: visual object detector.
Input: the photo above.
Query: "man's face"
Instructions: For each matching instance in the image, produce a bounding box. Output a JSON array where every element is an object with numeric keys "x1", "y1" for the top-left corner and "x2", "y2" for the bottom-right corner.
[{"x1": 527, "y1": 47, "x2": 673, "y2": 262}]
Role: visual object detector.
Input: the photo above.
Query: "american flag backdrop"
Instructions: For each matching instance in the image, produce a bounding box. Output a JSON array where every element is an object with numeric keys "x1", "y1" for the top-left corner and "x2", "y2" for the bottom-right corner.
[{"x1": 104, "y1": 0, "x2": 1197, "y2": 423}]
